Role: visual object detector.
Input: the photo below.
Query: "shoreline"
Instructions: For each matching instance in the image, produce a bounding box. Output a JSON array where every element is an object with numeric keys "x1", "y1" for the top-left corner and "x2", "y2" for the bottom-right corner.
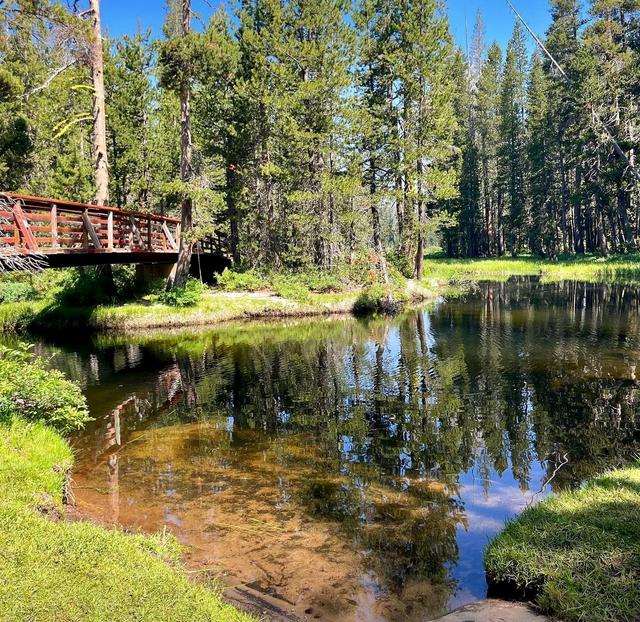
[
  {"x1": 4, "y1": 252, "x2": 640, "y2": 334},
  {"x1": 0, "y1": 284, "x2": 444, "y2": 334},
  {"x1": 5, "y1": 270, "x2": 639, "y2": 621}
]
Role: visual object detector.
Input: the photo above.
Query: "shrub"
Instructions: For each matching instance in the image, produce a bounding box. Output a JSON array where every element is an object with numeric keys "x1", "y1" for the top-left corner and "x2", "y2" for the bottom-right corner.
[
  {"x1": 354, "y1": 285, "x2": 402, "y2": 315},
  {"x1": 296, "y1": 270, "x2": 342, "y2": 293},
  {"x1": 387, "y1": 249, "x2": 415, "y2": 279},
  {"x1": 271, "y1": 276, "x2": 311, "y2": 302},
  {"x1": 112, "y1": 265, "x2": 138, "y2": 299},
  {"x1": 216, "y1": 268, "x2": 265, "y2": 292},
  {"x1": 159, "y1": 278, "x2": 205, "y2": 307},
  {"x1": 0, "y1": 281, "x2": 38, "y2": 303},
  {"x1": 0, "y1": 345, "x2": 90, "y2": 433}
]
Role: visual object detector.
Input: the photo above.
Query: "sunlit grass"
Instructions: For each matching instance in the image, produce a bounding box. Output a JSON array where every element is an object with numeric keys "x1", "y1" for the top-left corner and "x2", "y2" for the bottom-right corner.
[
  {"x1": 0, "y1": 289, "x2": 364, "y2": 332},
  {"x1": 0, "y1": 418, "x2": 256, "y2": 622},
  {"x1": 422, "y1": 252, "x2": 640, "y2": 285},
  {"x1": 485, "y1": 467, "x2": 640, "y2": 622}
]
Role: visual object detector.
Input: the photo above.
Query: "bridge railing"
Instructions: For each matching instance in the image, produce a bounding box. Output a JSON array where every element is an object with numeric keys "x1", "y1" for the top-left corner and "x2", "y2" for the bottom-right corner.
[{"x1": 0, "y1": 194, "x2": 225, "y2": 256}]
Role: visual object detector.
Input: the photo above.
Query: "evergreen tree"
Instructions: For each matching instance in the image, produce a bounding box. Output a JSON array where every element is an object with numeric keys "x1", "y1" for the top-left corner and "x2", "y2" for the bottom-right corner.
[
  {"x1": 498, "y1": 21, "x2": 529, "y2": 256},
  {"x1": 455, "y1": 14, "x2": 484, "y2": 258},
  {"x1": 527, "y1": 53, "x2": 557, "y2": 256},
  {"x1": 105, "y1": 31, "x2": 155, "y2": 210},
  {"x1": 477, "y1": 42, "x2": 503, "y2": 256}
]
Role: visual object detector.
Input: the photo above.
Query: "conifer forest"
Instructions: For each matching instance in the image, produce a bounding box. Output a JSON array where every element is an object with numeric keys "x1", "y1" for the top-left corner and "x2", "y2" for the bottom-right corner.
[{"x1": 1, "y1": 0, "x2": 639, "y2": 278}]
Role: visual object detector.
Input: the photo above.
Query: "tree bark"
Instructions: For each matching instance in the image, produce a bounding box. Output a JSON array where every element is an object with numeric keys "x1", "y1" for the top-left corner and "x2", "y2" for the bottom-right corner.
[
  {"x1": 169, "y1": 0, "x2": 194, "y2": 289},
  {"x1": 369, "y1": 157, "x2": 389, "y2": 284},
  {"x1": 89, "y1": 0, "x2": 116, "y2": 296},
  {"x1": 414, "y1": 158, "x2": 425, "y2": 279},
  {"x1": 90, "y1": 0, "x2": 108, "y2": 206}
]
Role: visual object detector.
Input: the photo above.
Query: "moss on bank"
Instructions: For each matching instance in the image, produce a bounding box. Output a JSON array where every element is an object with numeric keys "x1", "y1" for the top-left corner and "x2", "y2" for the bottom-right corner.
[{"x1": 485, "y1": 467, "x2": 640, "y2": 622}]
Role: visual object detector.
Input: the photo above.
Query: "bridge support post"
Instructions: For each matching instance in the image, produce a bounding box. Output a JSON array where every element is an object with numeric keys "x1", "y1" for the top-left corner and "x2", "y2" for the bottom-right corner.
[{"x1": 135, "y1": 263, "x2": 175, "y2": 291}]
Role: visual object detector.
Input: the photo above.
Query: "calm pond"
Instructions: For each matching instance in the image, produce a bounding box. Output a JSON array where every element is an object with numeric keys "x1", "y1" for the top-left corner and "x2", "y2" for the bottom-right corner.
[{"x1": 30, "y1": 280, "x2": 640, "y2": 621}]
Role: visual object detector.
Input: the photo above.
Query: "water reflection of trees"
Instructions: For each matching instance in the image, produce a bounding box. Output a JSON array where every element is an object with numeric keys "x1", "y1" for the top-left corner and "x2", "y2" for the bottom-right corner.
[{"x1": 47, "y1": 281, "x2": 640, "y2": 610}]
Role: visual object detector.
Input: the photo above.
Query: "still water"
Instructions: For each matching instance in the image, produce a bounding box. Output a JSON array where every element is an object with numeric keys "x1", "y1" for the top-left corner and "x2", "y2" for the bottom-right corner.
[{"x1": 35, "y1": 280, "x2": 640, "y2": 621}]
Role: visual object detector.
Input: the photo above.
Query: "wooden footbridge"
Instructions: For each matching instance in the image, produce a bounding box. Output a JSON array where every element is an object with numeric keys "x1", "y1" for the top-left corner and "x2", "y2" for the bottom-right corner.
[{"x1": 0, "y1": 193, "x2": 229, "y2": 273}]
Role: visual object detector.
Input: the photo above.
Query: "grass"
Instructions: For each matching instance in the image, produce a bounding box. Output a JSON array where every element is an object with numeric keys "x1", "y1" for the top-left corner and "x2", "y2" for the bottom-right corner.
[
  {"x1": 0, "y1": 286, "x2": 407, "y2": 332},
  {"x1": 421, "y1": 252, "x2": 640, "y2": 285},
  {"x1": 485, "y1": 467, "x2": 640, "y2": 622},
  {"x1": 35, "y1": 289, "x2": 359, "y2": 330},
  {"x1": 5, "y1": 252, "x2": 640, "y2": 333},
  {"x1": 0, "y1": 418, "x2": 256, "y2": 622}
]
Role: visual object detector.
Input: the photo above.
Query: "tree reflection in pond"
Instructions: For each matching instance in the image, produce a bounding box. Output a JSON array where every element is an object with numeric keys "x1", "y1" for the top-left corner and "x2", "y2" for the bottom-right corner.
[{"x1": 28, "y1": 280, "x2": 640, "y2": 621}]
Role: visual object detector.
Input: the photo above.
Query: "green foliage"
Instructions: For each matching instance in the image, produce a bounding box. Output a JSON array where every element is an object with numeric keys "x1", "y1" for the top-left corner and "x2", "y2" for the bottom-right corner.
[
  {"x1": 485, "y1": 467, "x2": 640, "y2": 622},
  {"x1": 270, "y1": 275, "x2": 311, "y2": 303},
  {"x1": 0, "y1": 280, "x2": 38, "y2": 303},
  {"x1": 354, "y1": 285, "x2": 404, "y2": 315},
  {"x1": 51, "y1": 267, "x2": 137, "y2": 307},
  {"x1": 216, "y1": 268, "x2": 265, "y2": 292},
  {"x1": 0, "y1": 346, "x2": 90, "y2": 433},
  {"x1": 159, "y1": 278, "x2": 205, "y2": 307}
]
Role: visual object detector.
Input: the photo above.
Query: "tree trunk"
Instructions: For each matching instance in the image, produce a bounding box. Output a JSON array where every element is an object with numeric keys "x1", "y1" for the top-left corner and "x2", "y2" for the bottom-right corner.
[
  {"x1": 596, "y1": 192, "x2": 609, "y2": 257},
  {"x1": 573, "y1": 166, "x2": 584, "y2": 253},
  {"x1": 169, "y1": 0, "x2": 194, "y2": 289},
  {"x1": 414, "y1": 200, "x2": 425, "y2": 278},
  {"x1": 226, "y1": 163, "x2": 241, "y2": 265},
  {"x1": 369, "y1": 157, "x2": 389, "y2": 284},
  {"x1": 414, "y1": 158, "x2": 425, "y2": 279},
  {"x1": 617, "y1": 181, "x2": 634, "y2": 251},
  {"x1": 89, "y1": 0, "x2": 115, "y2": 296},
  {"x1": 90, "y1": 0, "x2": 108, "y2": 206}
]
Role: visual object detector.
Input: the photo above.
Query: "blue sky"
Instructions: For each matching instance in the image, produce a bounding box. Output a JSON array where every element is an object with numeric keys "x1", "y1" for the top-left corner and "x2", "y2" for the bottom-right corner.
[{"x1": 101, "y1": 0, "x2": 553, "y2": 52}]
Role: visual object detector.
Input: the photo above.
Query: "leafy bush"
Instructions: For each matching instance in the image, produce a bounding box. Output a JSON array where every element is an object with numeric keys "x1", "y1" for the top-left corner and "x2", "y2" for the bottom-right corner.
[
  {"x1": 354, "y1": 285, "x2": 402, "y2": 315},
  {"x1": 52, "y1": 267, "x2": 140, "y2": 307},
  {"x1": 0, "y1": 345, "x2": 90, "y2": 433},
  {"x1": 271, "y1": 276, "x2": 311, "y2": 302},
  {"x1": 387, "y1": 249, "x2": 415, "y2": 279},
  {"x1": 0, "y1": 281, "x2": 38, "y2": 303},
  {"x1": 216, "y1": 268, "x2": 265, "y2": 292},
  {"x1": 295, "y1": 270, "x2": 342, "y2": 293},
  {"x1": 112, "y1": 265, "x2": 138, "y2": 299},
  {"x1": 159, "y1": 278, "x2": 205, "y2": 307}
]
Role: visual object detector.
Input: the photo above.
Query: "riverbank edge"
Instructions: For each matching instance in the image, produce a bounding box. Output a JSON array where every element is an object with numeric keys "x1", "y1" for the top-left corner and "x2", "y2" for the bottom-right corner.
[
  {"x1": 0, "y1": 418, "x2": 258, "y2": 622},
  {"x1": 0, "y1": 281, "x2": 444, "y2": 333},
  {"x1": 484, "y1": 467, "x2": 640, "y2": 622},
  {"x1": 4, "y1": 251, "x2": 640, "y2": 334}
]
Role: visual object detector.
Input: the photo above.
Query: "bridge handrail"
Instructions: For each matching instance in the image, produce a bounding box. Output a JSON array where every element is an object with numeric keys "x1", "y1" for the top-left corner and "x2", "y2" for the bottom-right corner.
[
  {"x1": 0, "y1": 192, "x2": 227, "y2": 258},
  {"x1": 6, "y1": 193, "x2": 181, "y2": 224}
]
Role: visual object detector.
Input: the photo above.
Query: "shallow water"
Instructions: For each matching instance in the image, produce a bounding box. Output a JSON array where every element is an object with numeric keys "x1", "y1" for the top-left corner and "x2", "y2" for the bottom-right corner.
[{"x1": 32, "y1": 280, "x2": 640, "y2": 621}]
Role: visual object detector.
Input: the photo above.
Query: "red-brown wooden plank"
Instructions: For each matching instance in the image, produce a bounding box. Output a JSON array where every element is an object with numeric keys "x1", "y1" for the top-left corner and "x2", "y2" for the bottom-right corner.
[{"x1": 13, "y1": 201, "x2": 39, "y2": 250}]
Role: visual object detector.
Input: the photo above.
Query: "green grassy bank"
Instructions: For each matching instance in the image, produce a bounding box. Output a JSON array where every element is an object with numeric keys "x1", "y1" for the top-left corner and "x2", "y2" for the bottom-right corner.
[
  {"x1": 0, "y1": 263, "x2": 436, "y2": 333},
  {"x1": 421, "y1": 252, "x2": 640, "y2": 285},
  {"x1": 0, "y1": 350, "x2": 255, "y2": 622},
  {"x1": 0, "y1": 290, "x2": 355, "y2": 331},
  {"x1": 485, "y1": 468, "x2": 640, "y2": 622},
  {"x1": 3, "y1": 253, "x2": 640, "y2": 334}
]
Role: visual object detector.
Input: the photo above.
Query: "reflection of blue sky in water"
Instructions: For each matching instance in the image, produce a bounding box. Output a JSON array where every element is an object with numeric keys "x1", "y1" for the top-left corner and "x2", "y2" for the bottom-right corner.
[{"x1": 451, "y1": 463, "x2": 548, "y2": 607}]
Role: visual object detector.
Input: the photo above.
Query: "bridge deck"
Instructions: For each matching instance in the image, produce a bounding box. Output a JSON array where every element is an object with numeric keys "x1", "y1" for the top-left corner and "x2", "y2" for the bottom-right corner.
[{"x1": 0, "y1": 193, "x2": 226, "y2": 266}]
